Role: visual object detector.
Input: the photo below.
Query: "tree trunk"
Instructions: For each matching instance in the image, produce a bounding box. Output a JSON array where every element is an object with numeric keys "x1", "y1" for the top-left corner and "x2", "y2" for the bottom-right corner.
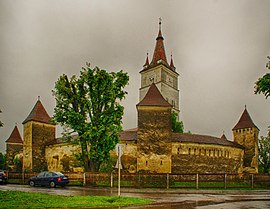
[{"x1": 79, "y1": 135, "x2": 91, "y2": 172}]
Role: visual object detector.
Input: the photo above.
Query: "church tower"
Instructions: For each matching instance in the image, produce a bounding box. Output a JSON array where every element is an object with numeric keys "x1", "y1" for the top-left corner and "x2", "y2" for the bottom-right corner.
[
  {"x1": 232, "y1": 106, "x2": 259, "y2": 173},
  {"x1": 139, "y1": 20, "x2": 179, "y2": 115},
  {"x1": 22, "y1": 98, "x2": 55, "y2": 172}
]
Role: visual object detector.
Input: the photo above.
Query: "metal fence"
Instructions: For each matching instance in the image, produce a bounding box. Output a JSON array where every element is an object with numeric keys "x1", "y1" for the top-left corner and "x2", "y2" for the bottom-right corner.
[{"x1": 6, "y1": 172, "x2": 270, "y2": 189}]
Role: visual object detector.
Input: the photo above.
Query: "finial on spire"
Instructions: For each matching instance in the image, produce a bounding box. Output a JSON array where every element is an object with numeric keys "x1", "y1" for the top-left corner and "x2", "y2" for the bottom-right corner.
[
  {"x1": 245, "y1": 105, "x2": 247, "y2": 109},
  {"x1": 38, "y1": 96, "x2": 40, "y2": 101},
  {"x1": 159, "y1": 17, "x2": 162, "y2": 30}
]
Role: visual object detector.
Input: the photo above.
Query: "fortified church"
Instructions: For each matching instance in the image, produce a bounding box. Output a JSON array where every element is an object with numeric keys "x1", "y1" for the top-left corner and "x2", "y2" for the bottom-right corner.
[{"x1": 5, "y1": 21, "x2": 259, "y2": 174}]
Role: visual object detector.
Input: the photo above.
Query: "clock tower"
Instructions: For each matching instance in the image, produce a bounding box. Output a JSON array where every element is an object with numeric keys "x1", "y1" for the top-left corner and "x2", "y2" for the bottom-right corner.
[{"x1": 139, "y1": 20, "x2": 179, "y2": 115}]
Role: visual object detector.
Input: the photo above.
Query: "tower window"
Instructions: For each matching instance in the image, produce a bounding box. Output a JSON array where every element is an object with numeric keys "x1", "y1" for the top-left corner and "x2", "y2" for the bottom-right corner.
[{"x1": 160, "y1": 160, "x2": 163, "y2": 165}]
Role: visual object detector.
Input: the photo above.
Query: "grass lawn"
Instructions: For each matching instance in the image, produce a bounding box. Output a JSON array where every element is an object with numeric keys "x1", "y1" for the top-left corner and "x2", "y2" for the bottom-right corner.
[{"x1": 0, "y1": 190, "x2": 153, "y2": 208}]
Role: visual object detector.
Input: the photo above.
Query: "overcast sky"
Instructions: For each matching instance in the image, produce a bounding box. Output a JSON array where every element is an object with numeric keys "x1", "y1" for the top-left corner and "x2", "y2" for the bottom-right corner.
[{"x1": 1, "y1": 0, "x2": 270, "y2": 153}]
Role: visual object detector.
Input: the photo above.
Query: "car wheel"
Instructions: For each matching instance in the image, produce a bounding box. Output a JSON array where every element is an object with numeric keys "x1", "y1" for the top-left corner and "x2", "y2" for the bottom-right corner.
[
  {"x1": 49, "y1": 181, "x2": 56, "y2": 188},
  {"x1": 29, "y1": 180, "x2": 35, "y2": 187}
]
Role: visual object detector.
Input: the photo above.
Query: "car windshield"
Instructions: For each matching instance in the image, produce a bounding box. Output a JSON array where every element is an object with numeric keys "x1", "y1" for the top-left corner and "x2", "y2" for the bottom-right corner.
[
  {"x1": 37, "y1": 172, "x2": 45, "y2": 177},
  {"x1": 53, "y1": 172, "x2": 64, "y2": 176}
]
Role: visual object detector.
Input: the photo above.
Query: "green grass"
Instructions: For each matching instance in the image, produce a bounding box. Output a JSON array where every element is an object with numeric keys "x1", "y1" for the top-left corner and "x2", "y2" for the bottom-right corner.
[{"x1": 0, "y1": 190, "x2": 153, "y2": 208}]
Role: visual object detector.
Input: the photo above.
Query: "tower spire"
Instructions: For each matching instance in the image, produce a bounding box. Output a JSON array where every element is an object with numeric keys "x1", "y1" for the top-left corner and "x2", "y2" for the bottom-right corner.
[
  {"x1": 143, "y1": 52, "x2": 149, "y2": 67},
  {"x1": 150, "y1": 18, "x2": 168, "y2": 66},
  {"x1": 170, "y1": 52, "x2": 175, "y2": 70}
]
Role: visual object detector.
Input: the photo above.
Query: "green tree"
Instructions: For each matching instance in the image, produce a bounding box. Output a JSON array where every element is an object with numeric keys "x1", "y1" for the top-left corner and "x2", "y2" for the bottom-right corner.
[
  {"x1": 171, "y1": 112, "x2": 184, "y2": 133},
  {"x1": 255, "y1": 56, "x2": 270, "y2": 98},
  {"x1": 258, "y1": 129, "x2": 270, "y2": 173},
  {"x1": 0, "y1": 153, "x2": 6, "y2": 170},
  {"x1": 0, "y1": 109, "x2": 3, "y2": 127},
  {"x1": 53, "y1": 66, "x2": 129, "y2": 172}
]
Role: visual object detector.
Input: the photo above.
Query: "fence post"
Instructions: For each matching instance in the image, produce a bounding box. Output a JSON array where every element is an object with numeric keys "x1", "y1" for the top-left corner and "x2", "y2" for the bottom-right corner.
[
  {"x1": 224, "y1": 173, "x2": 227, "y2": 189},
  {"x1": 138, "y1": 173, "x2": 141, "y2": 188},
  {"x1": 83, "y1": 172, "x2": 86, "y2": 186},
  {"x1": 196, "y1": 173, "x2": 199, "y2": 189},
  {"x1": 22, "y1": 172, "x2": 25, "y2": 185},
  {"x1": 166, "y1": 173, "x2": 169, "y2": 189},
  {"x1": 110, "y1": 172, "x2": 113, "y2": 188},
  {"x1": 251, "y1": 174, "x2": 254, "y2": 189}
]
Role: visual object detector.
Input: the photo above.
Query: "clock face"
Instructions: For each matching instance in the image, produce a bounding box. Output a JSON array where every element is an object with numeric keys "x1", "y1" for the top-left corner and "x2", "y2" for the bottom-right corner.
[
  {"x1": 148, "y1": 72, "x2": 156, "y2": 83},
  {"x1": 166, "y1": 74, "x2": 173, "y2": 85}
]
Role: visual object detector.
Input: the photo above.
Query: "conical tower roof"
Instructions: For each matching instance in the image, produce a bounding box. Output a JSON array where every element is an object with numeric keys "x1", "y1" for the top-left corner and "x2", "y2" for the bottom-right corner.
[
  {"x1": 150, "y1": 20, "x2": 168, "y2": 66},
  {"x1": 6, "y1": 125, "x2": 23, "y2": 144},
  {"x1": 137, "y1": 83, "x2": 171, "y2": 107},
  {"x1": 232, "y1": 107, "x2": 258, "y2": 130},
  {"x1": 22, "y1": 98, "x2": 52, "y2": 124}
]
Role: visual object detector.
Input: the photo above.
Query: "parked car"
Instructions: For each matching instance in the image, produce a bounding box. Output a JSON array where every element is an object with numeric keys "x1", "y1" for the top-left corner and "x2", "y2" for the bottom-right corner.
[
  {"x1": 29, "y1": 171, "x2": 69, "y2": 188},
  {"x1": 0, "y1": 170, "x2": 7, "y2": 184}
]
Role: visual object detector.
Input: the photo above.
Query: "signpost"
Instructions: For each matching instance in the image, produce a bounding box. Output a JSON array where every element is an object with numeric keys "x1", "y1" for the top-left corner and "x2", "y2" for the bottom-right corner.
[{"x1": 115, "y1": 143, "x2": 124, "y2": 196}]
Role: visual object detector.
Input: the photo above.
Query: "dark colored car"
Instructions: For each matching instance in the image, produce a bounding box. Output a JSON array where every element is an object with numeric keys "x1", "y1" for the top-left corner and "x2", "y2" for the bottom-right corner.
[
  {"x1": 29, "y1": 171, "x2": 69, "y2": 188},
  {"x1": 0, "y1": 170, "x2": 7, "y2": 184}
]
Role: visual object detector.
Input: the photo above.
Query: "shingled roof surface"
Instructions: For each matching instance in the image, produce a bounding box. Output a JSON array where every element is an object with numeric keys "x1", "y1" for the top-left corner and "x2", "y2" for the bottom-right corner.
[
  {"x1": 150, "y1": 26, "x2": 168, "y2": 66},
  {"x1": 23, "y1": 100, "x2": 52, "y2": 124},
  {"x1": 172, "y1": 133, "x2": 244, "y2": 149},
  {"x1": 119, "y1": 128, "x2": 138, "y2": 141},
  {"x1": 137, "y1": 83, "x2": 172, "y2": 107},
  {"x1": 232, "y1": 108, "x2": 258, "y2": 130},
  {"x1": 6, "y1": 125, "x2": 23, "y2": 144}
]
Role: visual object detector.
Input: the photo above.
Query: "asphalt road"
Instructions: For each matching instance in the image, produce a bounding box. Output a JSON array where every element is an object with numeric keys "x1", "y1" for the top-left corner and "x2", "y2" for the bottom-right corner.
[{"x1": 1, "y1": 184, "x2": 270, "y2": 208}]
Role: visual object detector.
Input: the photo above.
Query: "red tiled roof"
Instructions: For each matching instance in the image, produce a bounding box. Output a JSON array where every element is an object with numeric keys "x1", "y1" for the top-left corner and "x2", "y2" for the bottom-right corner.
[
  {"x1": 170, "y1": 54, "x2": 175, "y2": 69},
  {"x1": 119, "y1": 129, "x2": 243, "y2": 149},
  {"x1": 150, "y1": 26, "x2": 168, "y2": 67},
  {"x1": 6, "y1": 125, "x2": 23, "y2": 144},
  {"x1": 143, "y1": 53, "x2": 149, "y2": 67},
  {"x1": 221, "y1": 133, "x2": 227, "y2": 140},
  {"x1": 232, "y1": 108, "x2": 258, "y2": 130},
  {"x1": 22, "y1": 100, "x2": 52, "y2": 124},
  {"x1": 119, "y1": 128, "x2": 138, "y2": 141},
  {"x1": 137, "y1": 83, "x2": 172, "y2": 107},
  {"x1": 172, "y1": 133, "x2": 244, "y2": 149}
]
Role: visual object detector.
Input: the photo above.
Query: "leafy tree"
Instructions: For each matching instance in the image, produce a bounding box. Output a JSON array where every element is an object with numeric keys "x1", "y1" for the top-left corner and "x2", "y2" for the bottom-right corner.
[
  {"x1": 53, "y1": 66, "x2": 129, "y2": 172},
  {"x1": 0, "y1": 109, "x2": 3, "y2": 127},
  {"x1": 255, "y1": 56, "x2": 270, "y2": 98},
  {"x1": 258, "y1": 128, "x2": 270, "y2": 173},
  {"x1": 0, "y1": 153, "x2": 6, "y2": 170},
  {"x1": 171, "y1": 112, "x2": 184, "y2": 133}
]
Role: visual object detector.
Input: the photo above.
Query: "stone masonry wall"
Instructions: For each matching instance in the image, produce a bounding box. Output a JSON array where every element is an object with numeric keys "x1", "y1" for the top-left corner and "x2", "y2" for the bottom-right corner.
[
  {"x1": 233, "y1": 127, "x2": 259, "y2": 173},
  {"x1": 6, "y1": 143, "x2": 23, "y2": 170},
  {"x1": 45, "y1": 143, "x2": 83, "y2": 172},
  {"x1": 137, "y1": 106, "x2": 172, "y2": 173},
  {"x1": 172, "y1": 142, "x2": 243, "y2": 174},
  {"x1": 23, "y1": 122, "x2": 33, "y2": 171}
]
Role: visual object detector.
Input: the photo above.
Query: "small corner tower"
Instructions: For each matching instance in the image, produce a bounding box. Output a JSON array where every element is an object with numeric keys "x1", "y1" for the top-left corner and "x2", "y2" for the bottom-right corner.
[
  {"x1": 22, "y1": 97, "x2": 55, "y2": 172},
  {"x1": 5, "y1": 125, "x2": 23, "y2": 171},
  {"x1": 136, "y1": 83, "x2": 172, "y2": 173},
  {"x1": 232, "y1": 106, "x2": 259, "y2": 173},
  {"x1": 139, "y1": 19, "x2": 179, "y2": 115}
]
